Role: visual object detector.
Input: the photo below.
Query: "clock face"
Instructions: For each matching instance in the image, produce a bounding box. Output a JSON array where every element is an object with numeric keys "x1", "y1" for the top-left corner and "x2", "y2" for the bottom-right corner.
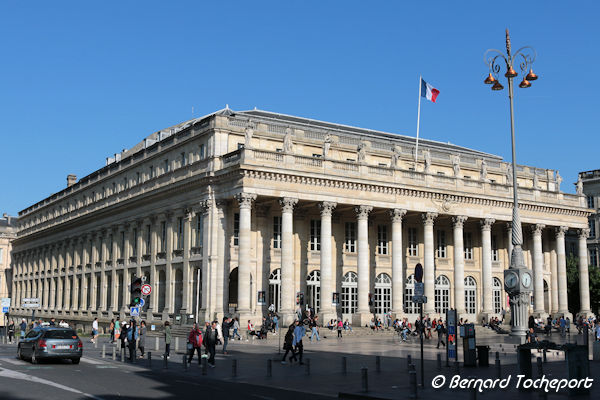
[
  {"x1": 505, "y1": 272, "x2": 518, "y2": 290},
  {"x1": 521, "y1": 272, "x2": 532, "y2": 288}
]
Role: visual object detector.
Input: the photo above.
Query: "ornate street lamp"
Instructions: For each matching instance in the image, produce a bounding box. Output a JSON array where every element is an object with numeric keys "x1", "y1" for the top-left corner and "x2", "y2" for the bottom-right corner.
[{"x1": 484, "y1": 29, "x2": 538, "y2": 341}]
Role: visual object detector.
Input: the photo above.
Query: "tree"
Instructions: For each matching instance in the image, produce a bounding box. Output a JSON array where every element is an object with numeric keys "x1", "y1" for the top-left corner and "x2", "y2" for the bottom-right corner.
[{"x1": 566, "y1": 254, "x2": 600, "y2": 316}]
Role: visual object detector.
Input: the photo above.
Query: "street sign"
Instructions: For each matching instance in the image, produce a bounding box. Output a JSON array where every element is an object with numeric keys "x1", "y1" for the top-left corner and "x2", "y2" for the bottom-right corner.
[
  {"x1": 414, "y1": 263, "x2": 423, "y2": 283},
  {"x1": 130, "y1": 307, "x2": 140, "y2": 317},
  {"x1": 414, "y1": 282, "x2": 424, "y2": 297},
  {"x1": 22, "y1": 303, "x2": 41, "y2": 308},
  {"x1": 138, "y1": 298, "x2": 145, "y2": 307},
  {"x1": 141, "y1": 284, "x2": 152, "y2": 296},
  {"x1": 412, "y1": 295, "x2": 427, "y2": 304},
  {"x1": 22, "y1": 298, "x2": 39, "y2": 303},
  {"x1": 1, "y1": 298, "x2": 10, "y2": 313}
]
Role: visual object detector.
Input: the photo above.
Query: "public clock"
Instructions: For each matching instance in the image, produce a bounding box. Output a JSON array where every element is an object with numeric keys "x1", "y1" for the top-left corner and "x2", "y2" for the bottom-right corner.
[
  {"x1": 521, "y1": 272, "x2": 532, "y2": 289},
  {"x1": 504, "y1": 271, "x2": 519, "y2": 290}
]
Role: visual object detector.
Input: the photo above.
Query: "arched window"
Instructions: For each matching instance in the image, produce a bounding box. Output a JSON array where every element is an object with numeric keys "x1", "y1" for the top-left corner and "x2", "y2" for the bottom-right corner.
[
  {"x1": 404, "y1": 274, "x2": 418, "y2": 314},
  {"x1": 435, "y1": 275, "x2": 450, "y2": 314},
  {"x1": 374, "y1": 273, "x2": 392, "y2": 315},
  {"x1": 341, "y1": 272, "x2": 358, "y2": 315},
  {"x1": 268, "y1": 268, "x2": 281, "y2": 312},
  {"x1": 464, "y1": 276, "x2": 477, "y2": 315},
  {"x1": 306, "y1": 270, "x2": 321, "y2": 312},
  {"x1": 493, "y1": 277, "x2": 502, "y2": 314}
]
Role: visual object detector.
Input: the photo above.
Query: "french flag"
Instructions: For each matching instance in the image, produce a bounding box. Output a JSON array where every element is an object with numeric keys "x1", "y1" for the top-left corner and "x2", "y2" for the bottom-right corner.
[{"x1": 421, "y1": 78, "x2": 440, "y2": 103}]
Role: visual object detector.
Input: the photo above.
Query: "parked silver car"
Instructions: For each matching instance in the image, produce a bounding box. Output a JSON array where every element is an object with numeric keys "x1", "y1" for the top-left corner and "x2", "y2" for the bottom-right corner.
[{"x1": 17, "y1": 326, "x2": 82, "y2": 364}]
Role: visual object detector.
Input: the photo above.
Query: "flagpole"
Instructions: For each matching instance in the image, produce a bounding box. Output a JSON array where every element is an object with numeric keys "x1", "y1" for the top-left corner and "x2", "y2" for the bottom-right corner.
[{"x1": 415, "y1": 75, "x2": 422, "y2": 164}]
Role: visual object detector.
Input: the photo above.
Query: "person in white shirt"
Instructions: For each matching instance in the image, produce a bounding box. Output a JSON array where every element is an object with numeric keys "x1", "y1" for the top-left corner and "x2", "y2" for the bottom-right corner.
[{"x1": 91, "y1": 318, "x2": 99, "y2": 344}]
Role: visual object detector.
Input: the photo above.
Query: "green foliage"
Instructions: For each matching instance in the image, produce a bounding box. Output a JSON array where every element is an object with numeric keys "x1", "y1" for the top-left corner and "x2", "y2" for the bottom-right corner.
[{"x1": 566, "y1": 254, "x2": 600, "y2": 316}]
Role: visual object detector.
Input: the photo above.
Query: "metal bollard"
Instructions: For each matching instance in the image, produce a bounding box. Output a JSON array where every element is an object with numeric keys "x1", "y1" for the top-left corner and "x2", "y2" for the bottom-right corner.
[
  {"x1": 305, "y1": 358, "x2": 311, "y2": 375},
  {"x1": 148, "y1": 351, "x2": 152, "y2": 367},
  {"x1": 361, "y1": 367, "x2": 368, "y2": 393},
  {"x1": 175, "y1": 337, "x2": 179, "y2": 352},
  {"x1": 201, "y1": 357, "x2": 207, "y2": 375},
  {"x1": 536, "y1": 357, "x2": 543, "y2": 377},
  {"x1": 267, "y1": 359, "x2": 272, "y2": 377},
  {"x1": 543, "y1": 348, "x2": 547, "y2": 363},
  {"x1": 495, "y1": 358, "x2": 501, "y2": 379},
  {"x1": 133, "y1": 348, "x2": 137, "y2": 364},
  {"x1": 163, "y1": 353, "x2": 168, "y2": 369},
  {"x1": 112, "y1": 347, "x2": 116, "y2": 361},
  {"x1": 376, "y1": 356, "x2": 381, "y2": 373},
  {"x1": 232, "y1": 359, "x2": 237, "y2": 378},
  {"x1": 469, "y1": 377, "x2": 477, "y2": 400},
  {"x1": 342, "y1": 356, "x2": 347, "y2": 375},
  {"x1": 155, "y1": 336, "x2": 159, "y2": 351},
  {"x1": 436, "y1": 353, "x2": 442, "y2": 371},
  {"x1": 183, "y1": 354, "x2": 188, "y2": 371},
  {"x1": 495, "y1": 351, "x2": 499, "y2": 361},
  {"x1": 121, "y1": 348, "x2": 125, "y2": 362},
  {"x1": 407, "y1": 354, "x2": 412, "y2": 371},
  {"x1": 102, "y1": 344, "x2": 106, "y2": 358},
  {"x1": 94, "y1": 340, "x2": 98, "y2": 349},
  {"x1": 409, "y1": 366, "x2": 417, "y2": 399}
]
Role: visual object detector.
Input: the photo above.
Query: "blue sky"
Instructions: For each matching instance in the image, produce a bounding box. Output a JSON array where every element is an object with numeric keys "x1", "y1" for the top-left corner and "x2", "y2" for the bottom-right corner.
[{"x1": 1, "y1": 1, "x2": 598, "y2": 216}]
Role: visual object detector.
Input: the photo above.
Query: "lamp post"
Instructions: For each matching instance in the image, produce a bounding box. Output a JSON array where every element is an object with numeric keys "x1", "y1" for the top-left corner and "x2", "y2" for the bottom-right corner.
[{"x1": 484, "y1": 29, "x2": 538, "y2": 342}]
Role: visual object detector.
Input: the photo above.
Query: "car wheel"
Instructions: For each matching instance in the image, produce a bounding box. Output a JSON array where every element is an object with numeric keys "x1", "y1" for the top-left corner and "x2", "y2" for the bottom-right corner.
[
  {"x1": 17, "y1": 345, "x2": 23, "y2": 360},
  {"x1": 31, "y1": 350, "x2": 37, "y2": 364},
  {"x1": 72, "y1": 358, "x2": 80, "y2": 364}
]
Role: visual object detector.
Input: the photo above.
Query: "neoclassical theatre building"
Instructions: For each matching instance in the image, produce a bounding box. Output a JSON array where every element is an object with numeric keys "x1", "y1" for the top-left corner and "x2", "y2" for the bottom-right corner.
[{"x1": 10, "y1": 108, "x2": 593, "y2": 328}]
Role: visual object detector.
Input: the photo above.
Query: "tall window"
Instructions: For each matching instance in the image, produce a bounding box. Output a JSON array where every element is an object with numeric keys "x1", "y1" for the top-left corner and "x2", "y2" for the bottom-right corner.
[
  {"x1": 306, "y1": 270, "x2": 321, "y2": 312},
  {"x1": 195, "y1": 215, "x2": 203, "y2": 248},
  {"x1": 587, "y1": 195, "x2": 595, "y2": 209},
  {"x1": 199, "y1": 144, "x2": 206, "y2": 160},
  {"x1": 176, "y1": 217, "x2": 183, "y2": 249},
  {"x1": 273, "y1": 216, "x2": 282, "y2": 249},
  {"x1": 233, "y1": 213, "x2": 240, "y2": 246},
  {"x1": 164, "y1": 159, "x2": 170, "y2": 174},
  {"x1": 404, "y1": 274, "x2": 418, "y2": 314},
  {"x1": 345, "y1": 222, "x2": 356, "y2": 253},
  {"x1": 464, "y1": 232, "x2": 473, "y2": 260},
  {"x1": 341, "y1": 272, "x2": 358, "y2": 314},
  {"x1": 493, "y1": 277, "x2": 502, "y2": 314},
  {"x1": 136, "y1": 172, "x2": 141, "y2": 185},
  {"x1": 590, "y1": 248, "x2": 598, "y2": 268},
  {"x1": 436, "y1": 230, "x2": 446, "y2": 258},
  {"x1": 374, "y1": 273, "x2": 392, "y2": 315},
  {"x1": 123, "y1": 177, "x2": 128, "y2": 190},
  {"x1": 268, "y1": 269, "x2": 281, "y2": 312},
  {"x1": 108, "y1": 234, "x2": 113, "y2": 259},
  {"x1": 149, "y1": 165, "x2": 155, "y2": 179},
  {"x1": 146, "y1": 225, "x2": 151, "y2": 254},
  {"x1": 132, "y1": 228, "x2": 138, "y2": 256},
  {"x1": 492, "y1": 235, "x2": 499, "y2": 261},
  {"x1": 434, "y1": 275, "x2": 450, "y2": 314},
  {"x1": 377, "y1": 225, "x2": 388, "y2": 255},
  {"x1": 120, "y1": 231, "x2": 125, "y2": 258},
  {"x1": 160, "y1": 221, "x2": 166, "y2": 252},
  {"x1": 464, "y1": 276, "x2": 477, "y2": 314},
  {"x1": 310, "y1": 220, "x2": 321, "y2": 251},
  {"x1": 0, "y1": 248, "x2": 3, "y2": 264},
  {"x1": 180, "y1": 152, "x2": 187, "y2": 167},
  {"x1": 589, "y1": 220, "x2": 596, "y2": 238},
  {"x1": 408, "y1": 228, "x2": 418, "y2": 256}
]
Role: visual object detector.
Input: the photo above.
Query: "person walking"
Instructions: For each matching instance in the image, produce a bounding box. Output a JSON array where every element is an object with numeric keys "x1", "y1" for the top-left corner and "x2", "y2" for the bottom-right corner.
[
  {"x1": 7, "y1": 320, "x2": 15, "y2": 344},
  {"x1": 109, "y1": 319, "x2": 115, "y2": 343},
  {"x1": 126, "y1": 320, "x2": 138, "y2": 362},
  {"x1": 232, "y1": 318, "x2": 241, "y2": 340},
  {"x1": 138, "y1": 321, "x2": 146, "y2": 358},
  {"x1": 187, "y1": 323, "x2": 203, "y2": 364},
  {"x1": 337, "y1": 319, "x2": 343, "y2": 338},
  {"x1": 281, "y1": 324, "x2": 297, "y2": 364},
  {"x1": 91, "y1": 318, "x2": 99, "y2": 344},
  {"x1": 292, "y1": 320, "x2": 306, "y2": 365},
  {"x1": 309, "y1": 316, "x2": 320, "y2": 342},
  {"x1": 114, "y1": 317, "x2": 121, "y2": 344},
  {"x1": 120, "y1": 322, "x2": 129, "y2": 352},
  {"x1": 164, "y1": 321, "x2": 172, "y2": 358},
  {"x1": 222, "y1": 317, "x2": 233, "y2": 354},
  {"x1": 19, "y1": 319, "x2": 27, "y2": 340},
  {"x1": 436, "y1": 319, "x2": 446, "y2": 348},
  {"x1": 204, "y1": 321, "x2": 218, "y2": 367}
]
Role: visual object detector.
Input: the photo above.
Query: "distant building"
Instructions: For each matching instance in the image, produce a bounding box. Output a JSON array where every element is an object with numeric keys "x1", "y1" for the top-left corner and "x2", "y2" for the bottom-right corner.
[
  {"x1": 575, "y1": 170, "x2": 600, "y2": 268},
  {"x1": 0, "y1": 213, "x2": 18, "y2": 326}
]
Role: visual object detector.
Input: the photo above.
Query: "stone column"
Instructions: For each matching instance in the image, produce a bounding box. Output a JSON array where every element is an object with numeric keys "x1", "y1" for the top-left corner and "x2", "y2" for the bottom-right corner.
[
  {"x1": 555, "y1": 226, "x2": 570, "y2": 317},
  {"x1": 56, "y1": 274, "x2": 63, "y2": 310},
  {"x1": 111, "y1": 227, "x2": 119, "y2": 313},
  {"x1": 550, "y1": 245, "x2": 559, "y2": 314},
  {"x1": 578, "y1": 229, "x2": 592, "y2": 316},
  {"x1": 49, "y1": 273, "x2": 56, "y2": 310},
  {"x1": 88, "y1": 234, "x2": 98, "y2": 312},
  {"x1": 319, "y1": 201, "x2": 337, "y2": 322},
  {"x1": 452, "y1": 216, "x2": 467, "y2": 316},
  {"x1": 390, "y1": 209, "x2": 407, "y2": 317},
  {"x1": 355, "y1": 205, "x2": 373, "y2": 325},
  {"x1": 199, "y1": 199, "x2": 212, "y2": 321},
  {"x1": 279, "y1": 197, "x2": 297, "y2": 325},
  {"x1": 64, "y1": 274, "x2": 71, "y2": 311},
  {"x1": 531, "y1": 224, "x2": 546, "y2": 316},
  {"x1": 422, "y1": 212, "x2": 437, "y2": 315},
  {"x1": 164, "y1": 213, "x2": 174, "y2": 315},
  {"x1": 100, "y1": 231, "x2": 108, "y2": 312},
  {"x1": 181, "y1": 209, "x2": 193, "y2": 315},
  {"x1": 149, "y1": 216, "x2": 159, "y2": 315},
  {"x1": 214, "y1": 201, "x2": 227, "y2": 318},
  {"x1": 480, "y1": 218, "x2": 495, "y2": 317}
]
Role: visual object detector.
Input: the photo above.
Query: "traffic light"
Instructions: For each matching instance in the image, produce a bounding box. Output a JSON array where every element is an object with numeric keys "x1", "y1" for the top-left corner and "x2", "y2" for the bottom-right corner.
[{"x1": 130, "y1": 276, "x2": 142, "y2": 307}]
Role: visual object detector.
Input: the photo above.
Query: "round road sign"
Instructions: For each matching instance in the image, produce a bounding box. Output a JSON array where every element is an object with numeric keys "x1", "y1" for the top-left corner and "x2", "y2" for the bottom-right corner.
[{"x1": 141, "y1": 284, "x2": 152, "y2": 296}]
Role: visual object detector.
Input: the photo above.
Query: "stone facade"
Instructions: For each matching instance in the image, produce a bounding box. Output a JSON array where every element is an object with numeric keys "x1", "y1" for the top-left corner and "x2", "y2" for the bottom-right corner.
[
  {"x1": 578, "y1": 170, "x2": 600, "y2": 269},
  {"x1": 9, "y1": 108, "x2": 593, "y2": 328},
  {"x1": 1, "y1": 214, "x2": 18, "y2": 326}
]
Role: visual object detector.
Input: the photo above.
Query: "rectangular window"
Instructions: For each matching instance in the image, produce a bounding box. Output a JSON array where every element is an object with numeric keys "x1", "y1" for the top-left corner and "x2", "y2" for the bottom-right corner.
[
  {"x1": 233, "y1": 213, "x2": 240, "y2": 246},
  {"x1": 408, "y1": 228, "x2": 418, "y2": 256},
  {"x1": 587, "y1": 196, "x2": 594, "y2": 209},
  {"x1": 590, "y1": 249, "x2": 598, "y2": 268},
  {"x1": 149, "y1": 165, "x2": 155, "y2": 179},
  {"x1": 120, "y1": 231, "x2": 125, "y2": 258},
  {"x1": 199, "y1": 144, "x2": 206, "y2": 159},
  {"x1": 108, "y1": 234, "x2": 113, "y2": 259},
  {"x1": 464, "y1": 232, "x2": 473, "y2": 260},
  {"x1": 589, "y1": 219, "x2": 596, "y2": 238},
  {"x1": 146, "y1": 225, "x2": 151, "y2": 254},
  {"x1": 123, "y1": 177, "x2": 128, "y2": 190},
  {"x1": 273, "y1": 216, "x2": 282, "y2": 249},
  {"x1": 436, "y1": 230, "x2": 446, "y2": 258},
  {"x1": 195, "y1": 215, "x2": 203, "y2": 248},
  {"x1": 310, "y1": 220, "x2": 321, "y2": 251},
  {"x1": 377, "y1": 225, "x2": 388, "y2": 255},
  {"x1": 136, "y1": 172, "x2": 141, "y2": 185},
  {"x1": 345, "y1": 222, "x2": 356, "y2": 253},
  {"x1": 492, "y1": 234, "x2": 499, "y2": 261},
  {"x1": 132, "y1": 228, "x2": 137, "y2": 256},
  {"x1": 180, "y1": 152, "x2": 187, "y2": 167},
  {"x1": 160, "y1": 221, "x2": 166, "y2": 252},
  {"x1": 164, "y1": 159, "x2": 169, "y2": 174},
  {"x1": 177, "y1": 217, "x2": 183, "y2": 249},
  {"x1": 112, "y1": 182, "x2": 116, "y2": 194}
]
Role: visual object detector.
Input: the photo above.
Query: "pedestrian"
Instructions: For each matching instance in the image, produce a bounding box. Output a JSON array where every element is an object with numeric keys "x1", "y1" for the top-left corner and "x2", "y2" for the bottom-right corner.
[
  {"x1": 138, "y1": 320, "x2": 146, "y2": 358},
  {"x1": 164, "y1": 321, "x2": 172, "y2": 358},
  {"x1": 187, "y1": 323, "x2": 203, "y2": 364},
  {"x1": 49, "y1": 318, "x2": 56, "y2": 326},
  {"x1": 273, "y1": 314, "x2": 279, "y2": 333},
  {"x1": 292, "y1": 320, "x2": 306, "y2": 365},
  {"x1": 232, "y1": 318, "x2": 241, "y2": 340},
  {"x1": 126, "y1": 320, "x2": 138, "y2": 362},
  {"x1": 436, "y1": 319, "x2": 446, "y2": 348},
  {"x1": 559, "y1": 316, "x2": 566, "y2": 337},
  {"x1": 120, "y1": 322, "x2": 128, "y2": 351},
  {"x1": 19, "y1": 319, "x2": 27, "y2": 339},
  {"x1": 281, "y1": 324, "x2": 297, "y2": 364},
  {"x1": 309, "y1": 316, "x2": 320, "y2": 342},
  {"x1": 595, "y1": 324, "x2": 600, "y2": 341},
  {"x1": 337, "y1": 319, "x2": 343, "y2": 338},
  {"x1": 7, "y1": 320, "x2": 15, "y2": 344},
  {"x1": 222, "y1": 317, "x2": 233, "y2": 354},
  {"x1": 91, "y1": 317, "x2": 99, "y2": 344},
  {"x1": 500, "y1": 308, "x2": 506, "y2": 324},
  {"x1": 114, "y1": 317, "x2": 121, "y2": 343},
  {"x1": 204, "y1": 321, "x2": 218, "y2": 367}
]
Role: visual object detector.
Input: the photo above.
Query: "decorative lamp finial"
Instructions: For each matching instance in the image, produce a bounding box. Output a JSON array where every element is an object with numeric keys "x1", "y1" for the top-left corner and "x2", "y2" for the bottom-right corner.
[{"x1": 505, "y1": 29, "x2": 512, "y2": 55}]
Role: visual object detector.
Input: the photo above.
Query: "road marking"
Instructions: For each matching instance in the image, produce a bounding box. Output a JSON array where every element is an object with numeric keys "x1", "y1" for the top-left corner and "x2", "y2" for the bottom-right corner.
[
  {"x1": 81, "y1": 357, "x2": 106, "y2": 365},
  {"x1": 0, "y1": 366, "x2": 103, "y2": 400},
  {"x1": 0, "y1": 357, "x2": 26, "y2": 365}
]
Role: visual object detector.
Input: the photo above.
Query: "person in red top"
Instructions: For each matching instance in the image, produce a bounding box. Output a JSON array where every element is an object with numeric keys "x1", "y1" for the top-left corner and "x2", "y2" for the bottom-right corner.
[{"x1": 187, "y1": 323, "x2": 203, "y2": 364}]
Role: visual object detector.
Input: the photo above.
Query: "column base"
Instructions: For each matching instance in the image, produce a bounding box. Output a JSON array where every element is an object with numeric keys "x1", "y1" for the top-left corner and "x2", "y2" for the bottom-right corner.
[
  {"x1": 352, "y1": 312, "x2": 374, "y2": 328},
  {"x1": 577, "y1": 310, "x2": 595, "y2": 319},
  {"x1": 555, "y1": 310, "x2": 573, "y2": 321},
  {"x1": 532, "y1": 311, "x2": 549, "y2": 320},
  {"x1": 280, "y1": 311, "x2": 297, "y2": 327},
  {"x1": 478, "y1": 311, "x2": 495, "y2": 325}
]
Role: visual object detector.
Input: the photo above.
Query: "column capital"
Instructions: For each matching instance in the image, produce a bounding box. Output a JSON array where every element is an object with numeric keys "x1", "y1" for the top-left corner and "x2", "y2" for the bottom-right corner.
[
  {"x1": 480, "y1": 218, "x2": 496, "y2": 231},
  {"x1": 505, "y1": 222, "x2": 512, "y2": 232},
  {"x1": 355, "y1": 205, "x2": 373, "y2": 220},
  {"x1": 531, "y1": 224, "x2": 546, "y2": 235},
  {"x1": 280, "y1": 197, "x2": 298, "y2": 213},
  {"x1": 579, "y1": 228, "x2": 590, "y2": 240},
  {"x1": 319, "y1": 201, "x2": 337, "y2": 217},
  {"x1": 421, "y1": 212, "x2": 438, "y2": 226},
  {"x1": 555, "y1": 226, "x2": 568, "y2": 238},
  {"x1": 452, "y1": 215, "x2": 468, "y2": 228},
  {"x1": 236, "y1": 192, "x2": 257, "y2": 209},
  {"x1": 198, "y1": 197, "x2": 212, "y2": 214},
  {"x1": 389, "y1": 208, "x2": 407, "y2": 223},
  {"x1": 183, "y1": 207, "x2": 195, "y2": 221}
]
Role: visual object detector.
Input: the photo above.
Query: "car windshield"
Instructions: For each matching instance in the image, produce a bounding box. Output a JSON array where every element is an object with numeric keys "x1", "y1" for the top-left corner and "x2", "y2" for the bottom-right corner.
[{"x1": 43, "y1": 329, "x2": 78, "y2": 339}]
